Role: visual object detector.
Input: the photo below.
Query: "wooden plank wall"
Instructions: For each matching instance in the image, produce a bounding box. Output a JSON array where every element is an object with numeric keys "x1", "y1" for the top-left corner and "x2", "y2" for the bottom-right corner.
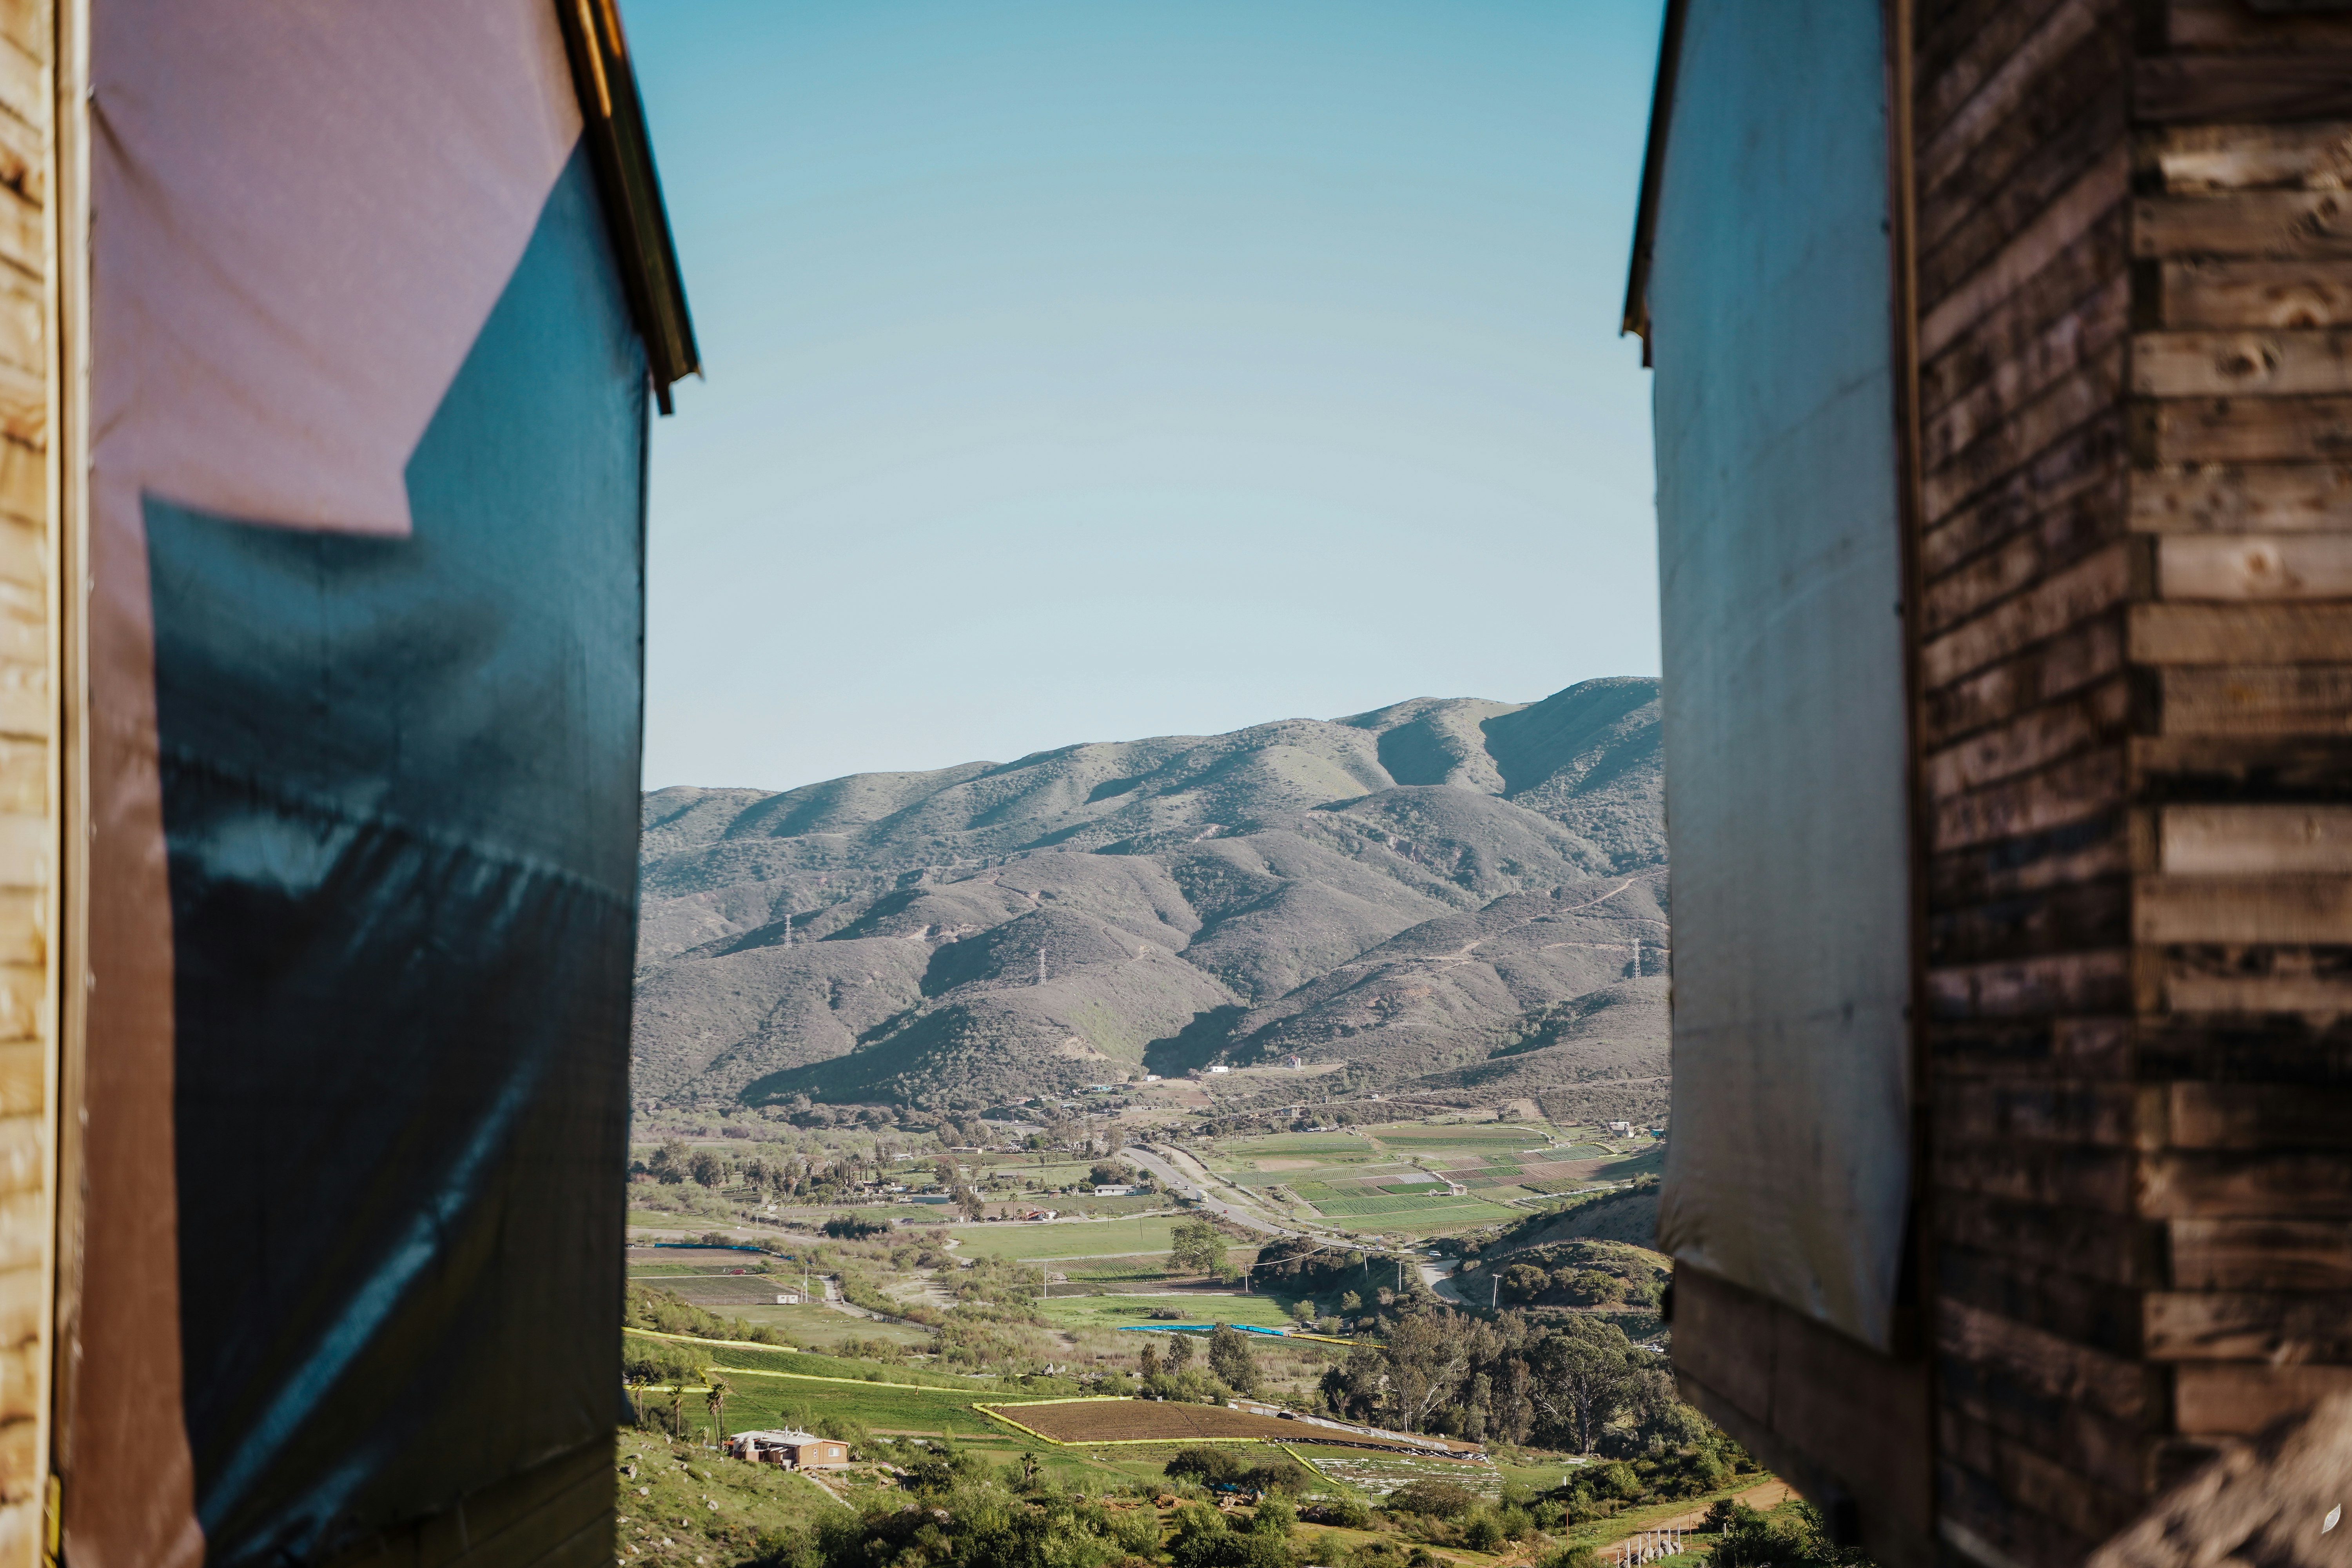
[
  {"x1": 1913, "y1": 1, "x2": 2352, "y2": 1563},
  {"x1": 0, "y1": 0, "x2": 49, "y2": 1562}
]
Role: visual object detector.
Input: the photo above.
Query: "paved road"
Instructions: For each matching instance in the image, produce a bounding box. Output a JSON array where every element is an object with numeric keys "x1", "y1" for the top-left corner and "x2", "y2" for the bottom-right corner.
[{"x1": 1120, "y1": 1145, "x2": 1307, "y2": 1240}]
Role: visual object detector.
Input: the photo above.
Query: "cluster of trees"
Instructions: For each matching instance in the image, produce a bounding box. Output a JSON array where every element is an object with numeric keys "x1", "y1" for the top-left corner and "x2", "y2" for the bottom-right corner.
[
  {"x1": 1318, "y1": 1308, "x2": 1702, "y2": 1459},
  {"x1": 1706, "y1": 1498, "x2": 1872, "y2": 1568},
  {"x1": 768, "y1": 1448, "x2": 1163, "y2": 1568},
  {"x1": 1136, "y1": 1325, "x2": 1261, "y2": 1401},
  {"x1": 1167, "y1": 1215, "x2": 1237, "y2": 1280},
  {"x1": 1457, "y1": 1241, "x2": 1665, "y2": 1311}
]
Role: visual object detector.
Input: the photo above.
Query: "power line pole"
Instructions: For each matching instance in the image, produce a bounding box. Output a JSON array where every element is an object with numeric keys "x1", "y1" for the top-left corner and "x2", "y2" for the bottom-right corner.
[
  {"x1": 783, "y1": 911, "x2": 792, "y2": 948},
  {"x1": 1631, "y1": 936, "x2": 1640, "y2": 976}
]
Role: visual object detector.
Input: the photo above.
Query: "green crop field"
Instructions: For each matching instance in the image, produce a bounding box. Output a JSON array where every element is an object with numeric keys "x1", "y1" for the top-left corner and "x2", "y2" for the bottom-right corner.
[
  {"x1": 1034, "y1": 1293, "x2": 1301, "y2": 1332},
  {"x1": 943, "y1": 1217, "x2": 1188, "y2": 1261},
  {"x1": 1212, "y1": 1136, "x2": 1368, "y2": 1157},
  {"x1": 1365, "y1": 1130, "x2": 1540, "y2": 1149},
  {"x1": 1308, "y1": 1194, "x2": 1496, "y2": 1218}
]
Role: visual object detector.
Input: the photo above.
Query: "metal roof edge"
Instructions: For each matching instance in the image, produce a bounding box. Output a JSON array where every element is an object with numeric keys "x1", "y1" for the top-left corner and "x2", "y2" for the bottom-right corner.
[
  {"x1": 1621, "y1": 0, "x2": 1691, "y2": 359},
  {"x1": 555, "y1": 0, "x2": 702, "y2": 414}
]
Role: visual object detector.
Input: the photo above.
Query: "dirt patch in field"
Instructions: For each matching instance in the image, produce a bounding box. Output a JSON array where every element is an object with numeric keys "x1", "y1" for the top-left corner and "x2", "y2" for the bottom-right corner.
[
  {"x1": 1252, "y1": 1160, "x2": 1319, "y2": 1171},
  {"x1": 994, "y1": 1400, "x2": 1481, "y2": 1459}
]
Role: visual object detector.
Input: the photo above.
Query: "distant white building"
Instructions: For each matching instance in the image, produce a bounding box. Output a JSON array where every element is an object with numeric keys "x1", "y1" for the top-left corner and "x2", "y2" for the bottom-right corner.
[
  {"x1": 1607, "y1": 1120, "x2": 1634, "y2": 1136},
  {"x1": 773, "y1": 1292, "x2": 801, "y2": 1305},
  {"x1": 1143, "y1": 1074, "x2": 1163, "y2": 1083},
  {"x1": 1093, "y1": 1185, "x2": 1137, "y2": 1197},
  {"x1": 1207, "y1": 1064, "x2": 1230, "y2": 1075}
]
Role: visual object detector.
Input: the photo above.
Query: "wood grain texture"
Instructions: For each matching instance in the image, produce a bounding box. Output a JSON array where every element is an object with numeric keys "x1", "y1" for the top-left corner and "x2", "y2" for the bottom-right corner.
[
  {"x1": 1922, "y1": 410, "x2": 2125, "y2": 581},
  {"x1": 1924, "y1": 539, "x2": 2135, "y2": 687},
  {"x1": 2173, "y1": 1363, "x2": 2352, "y2": 1438},
  {"x1": 1928, "y1": 343, "x2": 2128, "y2": 518},
  {"x1": 1924, "y1": 87, "x2": 2127, "y2": 310},
  {"x1": 2137, "y1": 56, "x2": 2352, "y2": 125},
  {"x1": 2136, "y1": 191, "x2": 2352, "y2": 260},
  {"x1": 1938, "y1": 1295, "x2": 2153, "y2": 1421},
  {"x1": 1929, "y1": 615, "x2": 2126, "y2": 747},
  {"x1": 2141, "y1": 1149, "x2": 2352, "y2": 1219},
  {"x1": 2157, "y1": 259, "x2": 2352, "y2": 330},
  {"x1": 2149, "y1": 121, "x2": 2352, "y2": 194},
  {"x1": 1929, "y1": 275, "x2": 2128, "y2": 478},
  {"x1": 2165, "y1": 1081, "x2": 2352, "y2": 1151},
  {"x1": 2144, "y1": 1289, "x2": 2352, "y2": 1362},
  {"x1": 2134, "y1": 328, "x2": 2352, "y2": 398},
  {"x1": 1933, "y1": 745, "x2": 2127, "y2": 852},
  {"x1": 2161, "y1": 805, "x2": 2352, "y2": 874},
  {"x1": 1924, "y1": 677, "x2": 2130, "y2": 796},
  {"x1": 2132, "y1": 602, "x2": 2352, "y2": 663},
  {"x1": 2156, "y1": 668, "x2": 2352, "y2": 740},
  {"x1": 2160, "y1": 0, "x2": 2352, "y2": 54},
  {"x1": 1927, "y1": 948, "x2": 2135, "y2": 1021},
  {"x1": 2162, "y1": 953, "x2": 2352, "y2": 1014},
  {"x1": 2135, "y1": 873, "x2": 2352, "y2": 943},
  {"x1": 1938, "y1": 1183, "x2": 2159, "y2": 1285},
  {"x1": 1923, "y1": 143, "x2": 2129, "y2": 357},
  {"x1": 2158, "y1": 533, "x2": 2352, "y2": 601},
  {"x1": 2132, "y1": 463, "x2": 2352, "y2": 534},
  {"x1": 2169, "y1": 1218, "x2": 2352, "y2": 1290}
]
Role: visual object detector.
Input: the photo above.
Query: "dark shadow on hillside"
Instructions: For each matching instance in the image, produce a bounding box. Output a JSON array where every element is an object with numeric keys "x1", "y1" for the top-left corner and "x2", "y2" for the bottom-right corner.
[{"x1": 1142, "y1": 1004, "x2": 1245, "y2": 1078}]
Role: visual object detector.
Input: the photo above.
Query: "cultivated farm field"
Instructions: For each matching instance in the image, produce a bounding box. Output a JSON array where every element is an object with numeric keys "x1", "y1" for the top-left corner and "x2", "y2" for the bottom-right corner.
[{"x1": 989, "y1": 1398, "x2": 1479, "y2": 1456}]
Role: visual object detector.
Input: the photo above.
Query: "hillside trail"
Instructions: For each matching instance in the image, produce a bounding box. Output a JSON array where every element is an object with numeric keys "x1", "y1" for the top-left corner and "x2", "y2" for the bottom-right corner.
[{"x1": 1602, "y1": 1480, "x2": 1795, "y2": 1540}]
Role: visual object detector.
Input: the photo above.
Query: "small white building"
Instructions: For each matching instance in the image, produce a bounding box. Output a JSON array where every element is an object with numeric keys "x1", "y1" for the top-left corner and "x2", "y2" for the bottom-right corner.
[
  {"x1": 1206, "y1": 1064, "x2": 1230, "y2": 1075},
  {"x1": 728, "y1": 1428, "x2": 850, "y2": 1470},
  {"x1": 773, "y1": 1292, "x2": 800, "y2": 1305},
  {"x1": 1093, "y1": 1185, "x2": 1137, "y2": 1197}
]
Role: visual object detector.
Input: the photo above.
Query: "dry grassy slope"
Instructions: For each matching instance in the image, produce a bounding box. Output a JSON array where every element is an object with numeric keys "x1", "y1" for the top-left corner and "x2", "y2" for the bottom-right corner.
[{"x1": 634, "y1": 677, "x2": 1665, "y2": 1109}]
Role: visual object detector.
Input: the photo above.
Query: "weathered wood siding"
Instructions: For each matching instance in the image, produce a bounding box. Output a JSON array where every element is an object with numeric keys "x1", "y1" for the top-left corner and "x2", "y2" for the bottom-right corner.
[
  {"x1": 1915, "y1": 1, "x2": 2352, "y2": 1562},
  {"x1": 0, "y1": 0, "x2": 48, "y2": 1562}
]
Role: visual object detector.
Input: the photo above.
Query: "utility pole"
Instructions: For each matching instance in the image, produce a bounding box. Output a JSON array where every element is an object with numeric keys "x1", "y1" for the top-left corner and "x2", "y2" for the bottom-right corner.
[
  {"x1": 783, "y1": 911, "x2": 792, "y2": 948},
  {"x1": 1038, "y1": 951, "x2": 1046, "y2": 986},
  {"x1": 1492, "y1": 1273, "x2": 1499, "y2": 1310},
  {"x1": 1631, "y1": 936, "x2": 1639, "y2": 976}
]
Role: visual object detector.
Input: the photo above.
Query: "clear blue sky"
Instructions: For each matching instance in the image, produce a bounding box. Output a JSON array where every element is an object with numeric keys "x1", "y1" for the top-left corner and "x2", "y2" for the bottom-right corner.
[{"x1": 626, "y1": 0, "x2": 1666, "y2": 791}]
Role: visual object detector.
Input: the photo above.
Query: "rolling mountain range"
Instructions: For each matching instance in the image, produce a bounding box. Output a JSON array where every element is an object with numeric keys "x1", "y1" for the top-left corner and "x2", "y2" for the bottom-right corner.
[{"x1": 634, "y1": 676, "x2": 1668, "y2": 1113}]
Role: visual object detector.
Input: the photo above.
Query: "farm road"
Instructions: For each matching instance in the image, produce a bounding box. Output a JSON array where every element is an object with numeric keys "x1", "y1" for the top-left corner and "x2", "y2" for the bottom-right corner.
[{"x1": 1121, "y1": 1145, "x2": 1303, "y2": 1239}]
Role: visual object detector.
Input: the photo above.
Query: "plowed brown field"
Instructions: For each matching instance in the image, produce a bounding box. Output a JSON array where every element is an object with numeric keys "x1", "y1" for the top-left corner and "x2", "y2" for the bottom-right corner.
[{"x1": 991, "y1": 1400, "x2": 1481, "y2": 1458}]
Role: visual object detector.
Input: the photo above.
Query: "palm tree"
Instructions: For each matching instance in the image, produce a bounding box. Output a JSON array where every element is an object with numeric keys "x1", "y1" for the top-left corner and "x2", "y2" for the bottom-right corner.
[{"x1": 706, "y1": 1374, "x2": 729, "y2": 1447}]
